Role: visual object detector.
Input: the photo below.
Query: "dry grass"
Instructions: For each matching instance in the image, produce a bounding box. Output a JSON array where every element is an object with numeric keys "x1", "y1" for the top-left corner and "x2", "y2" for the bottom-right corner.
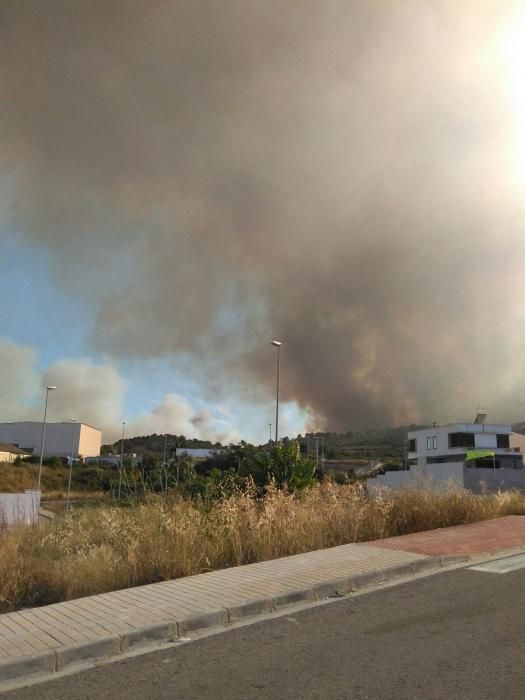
[{"x1": 0, "y1": 482, "x2": 524, "y2": 613}]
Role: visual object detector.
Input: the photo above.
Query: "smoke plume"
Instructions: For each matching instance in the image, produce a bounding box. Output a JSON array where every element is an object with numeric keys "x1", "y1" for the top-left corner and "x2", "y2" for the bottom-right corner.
[
  {"x1": 3, "y1": 1, "x2": 525, "y2": 430},
  {"x1": 0, "y1": 339, "x2": 231, "y2": 443}
]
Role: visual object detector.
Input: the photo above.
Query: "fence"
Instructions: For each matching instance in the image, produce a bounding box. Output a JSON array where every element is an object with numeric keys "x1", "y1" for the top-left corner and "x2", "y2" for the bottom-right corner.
[{"x1": 0, "y1": 490, "x2": 41, "y2": 525}]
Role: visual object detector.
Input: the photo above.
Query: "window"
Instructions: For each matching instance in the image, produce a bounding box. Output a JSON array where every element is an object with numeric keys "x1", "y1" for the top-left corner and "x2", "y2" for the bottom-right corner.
[
  {"x1": 432, "y1": 436, "x2": 437, "y2": 449},
  {"x1": 449, "y1": 432, "x2": 475, "y2": 448},
  {"x1": 426, "y1": 437, "x2": 432, "y2": 450},
  {"x1": 496, "y1": 434, "x2": 510, "y2": 449},
  {"x1": 408, "y1": 439, "x2": 416, "y2": 452}
]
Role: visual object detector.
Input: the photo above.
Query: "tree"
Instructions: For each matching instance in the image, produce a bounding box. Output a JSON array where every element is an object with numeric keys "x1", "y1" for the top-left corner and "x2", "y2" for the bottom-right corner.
[{"x1": 268, "y1": 441, "x2": 316, "y2": 490}]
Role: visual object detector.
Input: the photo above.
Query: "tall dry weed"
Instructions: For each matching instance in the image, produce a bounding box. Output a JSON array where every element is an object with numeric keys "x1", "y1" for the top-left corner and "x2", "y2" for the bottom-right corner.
[{"x1": 0, "y1": 483, "x2": 523, "y2": 613}]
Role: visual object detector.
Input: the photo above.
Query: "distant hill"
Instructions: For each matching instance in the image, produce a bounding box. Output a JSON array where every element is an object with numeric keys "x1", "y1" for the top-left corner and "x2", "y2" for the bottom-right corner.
[
  {"x1": 103, "y1": 425, "x2": 428, "y2": 464},
  {"x1": 298, "y1": 424, "x2": 428, "y2": 463},
  {"x1": 102, "y1": 433, "x2": 223, "y2": 456}
]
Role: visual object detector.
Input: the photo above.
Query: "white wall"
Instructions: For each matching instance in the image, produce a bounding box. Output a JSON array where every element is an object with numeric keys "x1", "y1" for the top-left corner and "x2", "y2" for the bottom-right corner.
[
  {"x1": 0, "y1": 490, "x2": 40, "y2": 525},
  {"x1": 78, "y1": 424, "x2": 102, "y2": 457},
  {"x1": 367, "y1": 462, "x2": 465, "y2": 494},
  {"x1": 0, "y1": 422, "x2": 101, "y2": 458},
  {"x1": 463, "y1": 467, "x2": 525, "y2": 494}
]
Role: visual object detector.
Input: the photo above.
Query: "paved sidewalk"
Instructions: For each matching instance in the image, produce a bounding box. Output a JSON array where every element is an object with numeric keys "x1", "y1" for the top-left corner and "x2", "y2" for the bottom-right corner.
[
  {"x1": 365, "y1": 515, "x2": 525, "y2": 555},
  {"x1": 2, "y1": 515, "x2": 524, "y2": 685},
  {"x1": 0, "y1": 543, "x2": 437, "y2": 683}
]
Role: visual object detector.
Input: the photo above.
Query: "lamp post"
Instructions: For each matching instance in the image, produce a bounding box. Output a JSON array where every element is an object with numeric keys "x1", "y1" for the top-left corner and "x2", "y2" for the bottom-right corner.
[
  {"x1": 268, "y1": 423, "x2": 272, "y2": 444},
  {"x1": 118, "y1": 422, "x2": 125, "y2": 499},
  {"x1": 163, "y1": 433, "x2": 168, "y2": 492},
  {"x1": 37, "y1": 386, "x2": 56, "y2": 493},
  {"x1": 66, "y1": 418, "x2": 77, "y2": 513},
  {"x1": 271, "y1": 340, "x2": 282, "y2": 443}
]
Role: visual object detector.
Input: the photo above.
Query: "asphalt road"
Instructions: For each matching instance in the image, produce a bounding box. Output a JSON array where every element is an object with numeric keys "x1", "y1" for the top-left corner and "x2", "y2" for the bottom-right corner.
[{"x1": 4, "y1": 564, "x2": 525, "y2": 700}]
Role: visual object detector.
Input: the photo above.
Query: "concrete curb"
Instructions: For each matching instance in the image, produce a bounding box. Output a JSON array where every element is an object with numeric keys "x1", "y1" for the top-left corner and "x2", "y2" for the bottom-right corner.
[
  {"x1": 55, "y1": 636, "x2": 121, "y2": 671},
  {"x1": 120, "y1": 623, "x2": 177, "y2": 652},
  {"x1": 0, "y1": 555, "x2": 460, "y2": 686},
  {"x1": 0, "y1": 651, "x2": 56, "y2": 682}
]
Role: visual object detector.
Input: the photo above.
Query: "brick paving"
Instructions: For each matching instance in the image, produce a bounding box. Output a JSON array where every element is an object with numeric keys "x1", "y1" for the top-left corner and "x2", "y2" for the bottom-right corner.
[
  {"x1": 365, "y1": 515, "x2": 525, "y2": 555},
  {"x1": 2, "y1": 515, "x2": 524, "y2": 674},
  {"x1": 0, "y1": 543, "x2": 424, "y2": 661}
]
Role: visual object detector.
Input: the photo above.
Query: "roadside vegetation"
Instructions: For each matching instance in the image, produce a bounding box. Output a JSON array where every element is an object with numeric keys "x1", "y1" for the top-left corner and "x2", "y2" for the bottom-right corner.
[{"x1": 0, "y1": 478, "x2": 524, "y2": 613}]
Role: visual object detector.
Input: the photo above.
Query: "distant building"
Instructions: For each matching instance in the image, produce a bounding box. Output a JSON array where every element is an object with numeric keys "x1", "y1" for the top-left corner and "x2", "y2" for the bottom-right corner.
[
  {"x1": 0, "y1": 442, "x2": 31, "y2": 463},
  {"x1": 368, "y1": 416, "x2": 525, "y2": 494},
  {"x1": 84, "y1": 456, "x2": 121, "y2": 468},
  {"x1": 0, "y1": 422, "x2": 102, "y2": 459},
  {"x1": 407, "y1": 421, "x2": 523, "y2": 470},
  {"x1": 175, "y1": 448, "x2": 222, "y2": 460}
]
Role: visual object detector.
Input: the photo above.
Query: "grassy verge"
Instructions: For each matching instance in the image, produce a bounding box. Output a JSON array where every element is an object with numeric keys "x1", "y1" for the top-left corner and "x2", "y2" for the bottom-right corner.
[{"x1": 0, "y1": 482, "x2": 524, "y2": 613}]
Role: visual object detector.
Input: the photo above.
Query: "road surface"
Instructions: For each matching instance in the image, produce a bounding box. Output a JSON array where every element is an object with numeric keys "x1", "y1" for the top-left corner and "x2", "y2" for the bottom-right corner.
[{"x1": 5, "y1": 560, "x2": 525, "y2": 699}]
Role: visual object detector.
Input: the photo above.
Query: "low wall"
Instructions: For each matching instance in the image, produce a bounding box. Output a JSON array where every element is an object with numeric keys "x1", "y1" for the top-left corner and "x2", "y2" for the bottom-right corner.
[
  {"x1": 0, "y1": 490, "x2": 41, "y2": 525},
  {"x1": 367, "y1": 462, "x2": 465, "y2": 494},
  {"x1": 463, "y1": 467, "x2": 525, "y2": 494}
]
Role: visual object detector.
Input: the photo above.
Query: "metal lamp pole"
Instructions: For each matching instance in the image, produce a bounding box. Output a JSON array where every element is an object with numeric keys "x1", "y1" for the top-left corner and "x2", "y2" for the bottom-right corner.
[
  {"x1": 268, "y1": 423, "x2": 272, "y2": 443},
  {"x1": 271, "y1": 340, "x2": 282, "y2": 443},
  {"x1": 163, "y1": 433, "x2": 168, "y2": 492},
  {"x1": 118, "y1": 422, "x2": 125, "y2": 499},
  {"x1": 37, "y1": 386, "x2": 56, "y2": 493},
  {"x1": 66, "y1": 418, "x2": 77, "y2": 513}
]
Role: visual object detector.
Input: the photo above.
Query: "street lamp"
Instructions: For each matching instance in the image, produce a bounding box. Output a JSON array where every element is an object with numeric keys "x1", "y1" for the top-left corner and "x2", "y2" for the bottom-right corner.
[
  {"x1": 163, "y1": 433, "x2": 168, "y2": 492},
  {"x1": 37, "y1": 386, "x2": 56, "y2": 493},
  {"x1": 268, "y1": 423, "x2": 272, "y2": 443},
  {"x1": 271, "y1": 340, "x2": 282, "y2": 443},
  {"x1": 118, "y1": 422, "x2": 125, "y2": 499},
  {"x1": 66, "y1": 418, "x2": 77, "y2": 513}
]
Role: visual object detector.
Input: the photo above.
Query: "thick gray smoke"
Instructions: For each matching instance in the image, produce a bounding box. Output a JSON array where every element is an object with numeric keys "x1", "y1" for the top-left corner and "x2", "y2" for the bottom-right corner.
[{"x1": 2, "y1": 1, "x2": 525, "y2": 430}]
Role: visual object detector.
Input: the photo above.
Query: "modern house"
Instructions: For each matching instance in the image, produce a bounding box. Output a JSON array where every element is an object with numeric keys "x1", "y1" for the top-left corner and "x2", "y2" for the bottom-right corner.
[
  {"x1": 0, "y1": 422, "x2": 102, "y2": 459},
  {"x1": 407, "y1": 419, "x2": 523, "y2": 471},
  {"x1": 368, "y1": 414, "x2": 525, "y2": 494}
]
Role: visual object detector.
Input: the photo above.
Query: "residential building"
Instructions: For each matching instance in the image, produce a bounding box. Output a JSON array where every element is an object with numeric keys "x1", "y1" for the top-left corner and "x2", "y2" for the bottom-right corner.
[
  {"x1": 0, "y1": 422, "x2": 102, "y2": 459},
  {"x1": 368, "y1": 415, "x2": 525, "y2": 494},
  {"x1": 407, "y1": 421, "x2": 523, "y2": 470},
  {"x1": 0, "y1": 442, "x2": 31, "y2": 463}
]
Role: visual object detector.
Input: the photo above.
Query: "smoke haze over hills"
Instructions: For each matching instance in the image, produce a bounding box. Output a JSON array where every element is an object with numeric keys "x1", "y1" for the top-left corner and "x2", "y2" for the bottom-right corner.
[{"x1": 2, "y1": 1, "x2": 525, "y2": 432}]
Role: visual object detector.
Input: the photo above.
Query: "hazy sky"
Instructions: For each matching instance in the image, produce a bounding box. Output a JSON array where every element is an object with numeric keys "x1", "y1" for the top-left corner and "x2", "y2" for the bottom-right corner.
[{"x1": 2, "y1": 1, "x2": 525, "y2": 442}]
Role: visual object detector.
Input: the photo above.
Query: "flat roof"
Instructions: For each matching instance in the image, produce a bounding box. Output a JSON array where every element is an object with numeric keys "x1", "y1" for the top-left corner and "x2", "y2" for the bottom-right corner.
[
  {"x1": 408, "y1": 422, "x2": 511, "y2": 434},
  {"x1": 0, "y1": 421, "x2": 101, "y2": 432}
]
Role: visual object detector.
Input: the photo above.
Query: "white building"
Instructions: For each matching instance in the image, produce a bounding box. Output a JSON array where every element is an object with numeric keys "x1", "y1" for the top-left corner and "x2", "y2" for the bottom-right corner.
[
  {"x1": 407, "y1": 420, "x2": 523, "y2": 470},
  {"x1": 175, "y1": 448, "x2": 222, "y2": 460},
  {"x1": 368, "y1": 416, "x2": 525, "y2": 494},
  {"x1": 0, "y1": 422, "x2": 102, "y2": 459}
]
